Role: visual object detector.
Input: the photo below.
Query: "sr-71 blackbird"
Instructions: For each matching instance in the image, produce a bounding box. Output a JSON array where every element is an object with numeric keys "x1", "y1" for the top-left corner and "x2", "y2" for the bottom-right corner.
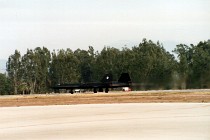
[{"x1": 52, "y1": 73, "x2": 132, "y2": 94}]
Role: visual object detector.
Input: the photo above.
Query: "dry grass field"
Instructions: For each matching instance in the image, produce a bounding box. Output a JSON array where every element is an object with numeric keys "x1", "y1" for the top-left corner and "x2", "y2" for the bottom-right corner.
[{"x1": 1, "y1": 90, "x2": 210, "y2": 107}]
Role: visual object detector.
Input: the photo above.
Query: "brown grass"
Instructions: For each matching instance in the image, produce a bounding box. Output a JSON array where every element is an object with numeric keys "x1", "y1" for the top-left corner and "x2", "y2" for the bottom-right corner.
[{"x1": 0, "y1": 91, "x2": 210, "y2": 107}]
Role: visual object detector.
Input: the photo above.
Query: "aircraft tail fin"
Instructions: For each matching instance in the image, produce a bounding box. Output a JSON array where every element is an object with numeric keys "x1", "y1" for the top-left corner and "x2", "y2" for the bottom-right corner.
[
  {"x1": 101, "y1": 73, "x2": 131, "y2": 83},
  {"x1": 101, "y1": 74, "x2": 113, "y2": 83},
  {"x1": 118, "y1": 73, "x2": 131, "y2": 83}
]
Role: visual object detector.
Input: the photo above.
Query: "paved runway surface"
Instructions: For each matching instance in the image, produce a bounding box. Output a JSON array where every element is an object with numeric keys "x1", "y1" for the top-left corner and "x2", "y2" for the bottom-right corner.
[{"x1": 0, "y1": 103, "x2": 210, "y2": 140}]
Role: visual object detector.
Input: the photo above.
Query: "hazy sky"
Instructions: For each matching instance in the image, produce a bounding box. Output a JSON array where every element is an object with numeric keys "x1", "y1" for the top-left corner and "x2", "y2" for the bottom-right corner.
[{"x1": 0, "y1": 0, "x2": 210, "y2": 60}]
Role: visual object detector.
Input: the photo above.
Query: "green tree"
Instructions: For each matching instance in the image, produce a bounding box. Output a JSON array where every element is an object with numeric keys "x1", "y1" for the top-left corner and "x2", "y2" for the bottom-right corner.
[
  {"x1": 74, "y1": 46, "x2": 95, "y2": 83},
  {"x1": 0, "y1": 73, "x2": 12, "y2": 95},
  {"x1": 94, "y1": 47, "x2": 121, "y2": 81},
  {"x1": 131, "y1": 39, "x2": 176, "y2": 89},
  {"x1": 50, "y1": 48, "x2": 80, "y2": 86},
  {"x1": 21, "y1": 49, "x2": 37, "y2": 94},
  {"x1": 173, "y1": 44, "x2": 192, "y2": 89},
  {"x1": 189, "y1": 41, "x2": 210, "y2": 88},
  {"x1": 33, "y1": 47, "x2": 51, "y2": 93},
  {"x1": 20, "y1": 47, "x2": 51, "y2": 94},
  {"x1": 7, "y1": 50, "x2": 21, "y2": 94}
]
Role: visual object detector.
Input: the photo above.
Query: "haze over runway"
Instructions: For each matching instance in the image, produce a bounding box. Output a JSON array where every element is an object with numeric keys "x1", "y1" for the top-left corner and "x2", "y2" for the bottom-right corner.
[{"x1": 0, "y1": 103, "x2": 210, "y2": 140}]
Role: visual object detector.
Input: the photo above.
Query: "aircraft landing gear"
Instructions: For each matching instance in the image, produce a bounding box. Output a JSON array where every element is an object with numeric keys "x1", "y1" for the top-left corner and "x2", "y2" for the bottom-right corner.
[
  {"x1": 105, "y1": 88, "x2": 109, "y2": 93},
  {"x1": 94, "y1": 88, "x2": 97, "y2": 93},
  {"x1": 70, "y1": 89, "x2": 74, "y2": 94}
]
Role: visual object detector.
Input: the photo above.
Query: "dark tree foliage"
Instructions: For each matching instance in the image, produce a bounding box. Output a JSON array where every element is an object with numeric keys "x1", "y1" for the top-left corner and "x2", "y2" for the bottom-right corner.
[
  {"x1": 74, "y1": 46, "x2": 95, "y2": 83},
  {"x1": 130, "y1": 39, "x2": 176, "y2": 89},
  {"x1": 174, "y1": 41, "x2": 210, "y2": 89},
  {"x1": 0, "y1": 73, "x2": 12, "y2": 95},
  {"x1": 6, "y1": 50, "x2": 21, "y2": 94},
  {"x1": 2, "y1": 39, "x2": 210, "y2": 94},
  {"x1": 50, "y1": 48, "x2": 79, "y2": 85}
]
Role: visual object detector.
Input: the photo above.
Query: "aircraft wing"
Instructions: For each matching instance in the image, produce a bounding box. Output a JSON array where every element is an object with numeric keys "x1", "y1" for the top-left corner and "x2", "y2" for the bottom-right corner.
[{"x1": 52, "y1": 73, "x2": 131, "y2": 94}]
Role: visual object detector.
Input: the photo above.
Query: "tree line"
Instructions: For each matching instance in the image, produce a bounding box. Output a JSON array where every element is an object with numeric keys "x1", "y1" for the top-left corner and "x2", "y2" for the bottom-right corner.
[{"x1": 1, "y1": 39, "x2": 210, "y2": 95}]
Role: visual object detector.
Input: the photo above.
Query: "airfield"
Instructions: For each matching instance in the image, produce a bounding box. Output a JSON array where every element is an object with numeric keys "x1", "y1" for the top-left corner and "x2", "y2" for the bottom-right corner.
[
  {"x1": 0, "y1": 90, "x2": 210, "y2": 140},
  {"x1": 0, "y1": 90, "x2": 210, "y2": 107}
]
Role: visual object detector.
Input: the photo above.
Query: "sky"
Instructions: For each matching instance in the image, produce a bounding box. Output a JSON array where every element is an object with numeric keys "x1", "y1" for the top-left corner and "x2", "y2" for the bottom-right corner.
[{"x1": 0, "y1": 0, "x2": 210, "y2": 61}]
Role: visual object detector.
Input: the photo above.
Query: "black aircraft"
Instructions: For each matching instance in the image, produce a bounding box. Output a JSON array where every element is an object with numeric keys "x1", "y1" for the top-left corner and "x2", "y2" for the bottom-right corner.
[{"x1": 52, "y1": 73, "x2": 132, "y2": 94}]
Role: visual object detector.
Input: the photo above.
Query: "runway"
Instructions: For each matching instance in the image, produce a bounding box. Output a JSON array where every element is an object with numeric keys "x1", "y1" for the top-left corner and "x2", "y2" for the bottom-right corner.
[{"x1": 0, "y1": 103, "x2": 210, "y2": 140}]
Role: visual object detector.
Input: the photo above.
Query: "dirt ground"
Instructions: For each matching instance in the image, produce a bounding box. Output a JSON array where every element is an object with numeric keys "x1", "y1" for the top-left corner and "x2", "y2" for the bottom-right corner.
[{"x1": 1, "y1": 91, "x2": 210, "y2": 107}]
